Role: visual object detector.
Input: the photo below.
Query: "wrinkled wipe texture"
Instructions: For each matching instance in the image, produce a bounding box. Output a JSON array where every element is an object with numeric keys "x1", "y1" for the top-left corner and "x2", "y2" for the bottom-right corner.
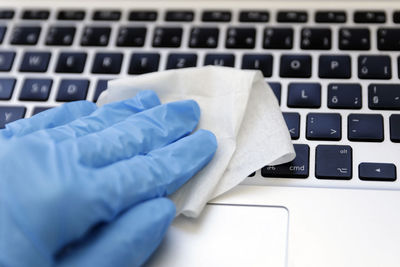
[{"x1": 97, "y1": 66, "x2": 295, "y2": 218}]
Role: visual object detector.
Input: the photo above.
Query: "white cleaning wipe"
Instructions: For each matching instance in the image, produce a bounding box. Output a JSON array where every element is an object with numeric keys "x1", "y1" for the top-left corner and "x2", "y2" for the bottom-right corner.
[{"x1": 97, "y1": 66, "x2": 295, "y2": 218}]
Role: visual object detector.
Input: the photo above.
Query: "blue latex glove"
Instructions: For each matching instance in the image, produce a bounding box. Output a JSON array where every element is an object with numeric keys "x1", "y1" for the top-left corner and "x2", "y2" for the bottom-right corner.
[{"x1": 0, "y1": 90, "x2": 217, "y2": 267}]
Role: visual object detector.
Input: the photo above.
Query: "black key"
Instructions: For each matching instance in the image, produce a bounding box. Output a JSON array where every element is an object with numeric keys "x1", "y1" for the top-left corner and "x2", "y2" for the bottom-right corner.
[
  {"x1": 358, "y1": 55, "x2": 391, "y2": 79},
  {"x1": 262, "y1": 144, "x2": 309, "y2": 178},
  {"x1": 165, "y1": 10, "x2": 194, "y2": 22},
  {"x1": 328, "y1": 83, "x2": 362, "y2": 109},
  {"x1": 0, "y1": 26, "x2": 6, "y2": 44},
  {"x1": 301, "y1": 28, "x2": 331, "y2": 50},
  {"x1": 19, "y1": 79, "x2": 52, "y2": 101},
  {"x1": 282, "y1": 112, "x2": 300, "y2": 140},
  {"x1": 166, "y1": 53, "x2": 197, "y2": 69},
  {"x1": 93, "y1": 10, "x2": 121, "y2": 21},
  {"x1": 10, "y1": 26, "x2": 41, "y2": 45},
  {"x1": 0, "y1": 106, "x2": 26, "y2": 129},
  {"x1": 189, "y1": 27, "x2": 219, "y2": 48},
  {"x1": 0, "y1": 78, "x2": 16, "y2": 100},
  {"x1": 277, "y1": 11, "x2": 307, "y2": 23},
  {"x1": 32, "y1": 107, "x2": 52, "y2": 116},
  {"x1": 56, "y1": 79, "x2": 89, "y2": 102},
  {"x1": 241, "y1": 54, "x2": 273, "y2": 77},
  {"x1": 93, "y1": 79, "x2": 109, "y2": 102},
  {"x1": 368, "y1": 84, "x2": 400, "y2": 110},
  {"x1": 248, "y1": 172, "x2": 256, "y2": 177},
  {"x1": 394, "y1": 11, "x2": 400, "y2": 23},
  {"x1": 225, "y1": 27, "x2": 256, "y2": 49},
  {"x1": 306, "y1": 113, "x2": 341, "y2": 140},
  {"x1": 92, "y1": 53, "x2": 123, "y2": 74},
  {"x1": 204, "y1": 54, "x2": 235, "y2": 67},
  {"x1": 202, "y1": 11, "x2": 231, "y2": 22},
  {"x1": 0, "y1": 51, "x2": 15, "y2": 71},
  {"x1": 57, "y1": 10, "x2": 85, "y2": 20},
  {"x1": 129, "y1": 11, "x2": 157, "y2": 21},
  {"x1": 359, "y1": 163, "x2": 396, "y2": 182},
  {"x1": 20, "y1": 52, "x2": 51, "y2": 72},
  {"x1": 55, "y1": 53, "x2": 87, "y2": 73},
  {"x1": 354, "y1": 11, "x2": 386, "y2": 23},
  {"x1": 390, "y1": 114, "x2": 400, "y2": 142},
  {"x1": 316, "y1": 145, "x2": 352, "y2": 180},
  {"x1": 0, "y1": 10, "x2": 14, "y2": 19},
  {"x1": 280, "y1": 55, "x2": 312, "y2": 78},
  {"x1": 128, "y1": 53, "x2": 160, "y2": 74},
  {"x1": 22, "y1": 10, "x2": 49, "y2": 20},
  {"x1": 153, "y1": 27, "x2": 182, "y2": 48},
  {"x1": 116, "y1": 27, "x2": 146, "y2": 47},
  {"x1": 81, "y1": 27, "x2": 111, "y2": 46},
  {"x1": 287, "y1": 83, "x2": 321, "y2": 108},
  {"x1": 46, "y1": 26, "x2": 76, "y2": 46},
  {"x1": 377, "y1": 28, "x2": 400, "y2": 51},
  {"x1": 348, "y1": 114, "x2": 384, "y2": 142},
  {"x1": 319, "y1": 55, "x2": 351, "y2": 79},
  {"x1": 263, "y1": 28, "x2": 293, "y2": 49},
  {"x1": 315, "y1": 11, "x2": 346, "y2": 23},
  {"x1": 268, "y1": 82, "x2": 281, "y2": 105},
  {"x1": 339, "y1": 28, "x2": 370, "y2": 50},
  {"x1": 239, "y1": 11, "x2": 269, "y2": 22}
]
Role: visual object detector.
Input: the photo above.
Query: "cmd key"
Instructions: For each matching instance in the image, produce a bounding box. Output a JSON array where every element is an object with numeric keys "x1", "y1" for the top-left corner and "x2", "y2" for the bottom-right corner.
[
  {"x1": 316, "y1": 145, "x2": 352, "y2": 180},
  {"x1": 262, "y1": 144, "x2": 309, "y2": 178},
  {"x1": 359, "y1": 163, "x2": 396, "y2": 182}
]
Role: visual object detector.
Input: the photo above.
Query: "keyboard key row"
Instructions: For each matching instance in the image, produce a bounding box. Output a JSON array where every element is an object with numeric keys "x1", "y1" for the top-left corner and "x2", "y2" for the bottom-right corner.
[
  {"x1": 4, "y1": 25, "x2": 400, "y2": 51},
  {"x1": 261, "y1": 144, "x2": 397, "y2": 181},
  {"x1": 3, "y1": 51, "x2": 400, "y2": 82},
  {"x1": 282, "y1": 112, "x2": 399, "y2": 142},
  {"x1": 2, "y1": 9, "x2": 400, "y2": 23}
]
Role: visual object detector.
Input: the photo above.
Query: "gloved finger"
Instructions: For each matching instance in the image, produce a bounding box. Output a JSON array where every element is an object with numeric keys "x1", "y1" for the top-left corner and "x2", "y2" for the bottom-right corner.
[
  {"x1": 32, "y1": 90, "x2": 161, "y2": 142},
  {"x1": 86, "y1": 129, "x2": 216, "y2": 225},
  {"x1": 1, "y1": 101, "x2": 96, "y2": 138},
  {"x1": 56, "y1": 198, "x2": 175, "y2": 267},
  {"x1": 77, "y1": 99, "x2": 201, "y2": 167}
]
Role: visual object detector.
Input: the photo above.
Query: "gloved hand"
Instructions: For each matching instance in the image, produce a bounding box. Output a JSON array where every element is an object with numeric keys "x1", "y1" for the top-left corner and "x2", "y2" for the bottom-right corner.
[{"x1": 0, "y1": 90, "x2": 217, "y2": 267}]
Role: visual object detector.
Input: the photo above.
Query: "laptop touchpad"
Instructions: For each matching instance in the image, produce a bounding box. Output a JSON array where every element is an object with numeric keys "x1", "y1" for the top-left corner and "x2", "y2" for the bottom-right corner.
[{"x1": 146, "y1": 204, "x2": 289, "y2": 267}]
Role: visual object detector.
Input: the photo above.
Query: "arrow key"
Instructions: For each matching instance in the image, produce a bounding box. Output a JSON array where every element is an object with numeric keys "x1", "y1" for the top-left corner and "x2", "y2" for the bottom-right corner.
[{"x1": 359, "y1": 163, "x2": 396, "y2": 181}]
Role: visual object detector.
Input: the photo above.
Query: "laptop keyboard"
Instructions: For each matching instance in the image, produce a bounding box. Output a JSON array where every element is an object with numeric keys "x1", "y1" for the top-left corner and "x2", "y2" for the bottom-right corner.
[{"x1": 0, "y1": 7, "x2": 399, "y2": 189}]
